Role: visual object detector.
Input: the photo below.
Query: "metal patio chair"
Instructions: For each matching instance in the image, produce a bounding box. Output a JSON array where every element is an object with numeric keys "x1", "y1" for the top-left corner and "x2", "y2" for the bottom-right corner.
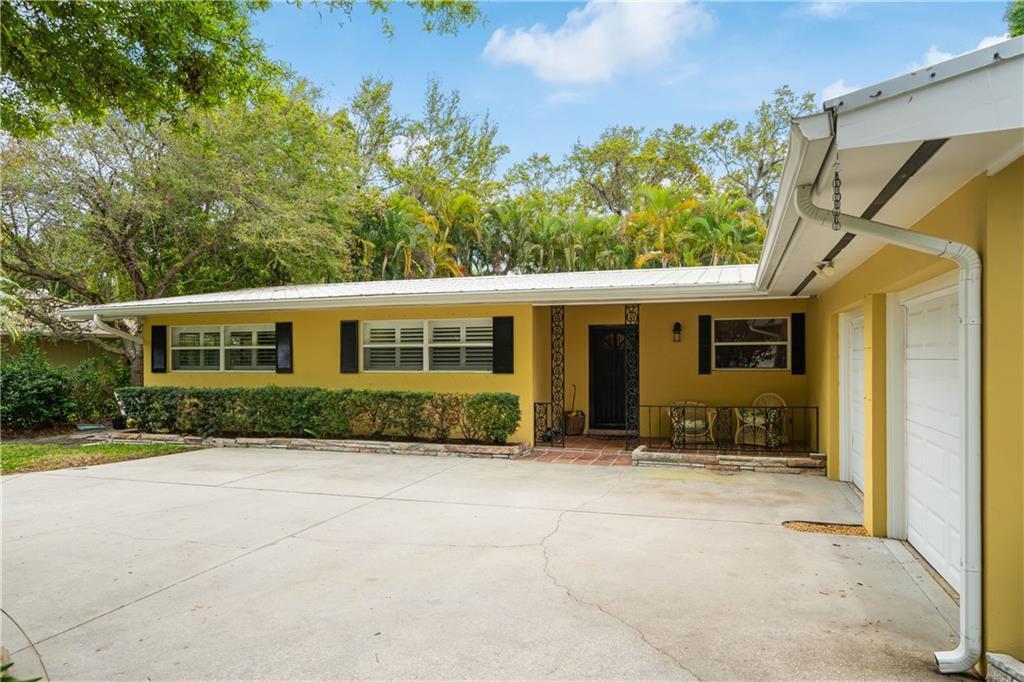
[{"x1": 735, "y1": 393, "x2": 789, "y2": 448}]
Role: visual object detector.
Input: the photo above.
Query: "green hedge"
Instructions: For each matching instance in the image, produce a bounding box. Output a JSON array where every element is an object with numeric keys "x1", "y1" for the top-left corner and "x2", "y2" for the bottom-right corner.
[{"x1": 115, "y1": 386, "x2": 523, "y2": 444}]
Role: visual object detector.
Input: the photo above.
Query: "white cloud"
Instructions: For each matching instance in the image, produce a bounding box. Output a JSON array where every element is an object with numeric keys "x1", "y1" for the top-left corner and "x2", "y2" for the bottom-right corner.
[
  {"x1": 909, "y1": 34, "x2": 1009, "y2": 71},
  {"x1": 799, "y1": 2, "x2": 850, "y2": 19},
  {"x1": 483, "y1": 1, "x2": 714, "y2": 84},
  {"x1": 820, "y1": 78, "x2": 858, "y2": 103}
]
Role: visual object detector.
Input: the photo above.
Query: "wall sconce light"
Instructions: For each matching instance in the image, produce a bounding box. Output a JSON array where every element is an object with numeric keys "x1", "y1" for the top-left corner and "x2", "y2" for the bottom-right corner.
[{"x1": 672, "y1": 321, "x2": 682, "y2": 342}]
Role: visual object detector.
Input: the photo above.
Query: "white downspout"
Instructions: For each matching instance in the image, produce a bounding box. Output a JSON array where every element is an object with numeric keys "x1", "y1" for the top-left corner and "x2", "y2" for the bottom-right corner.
[
  {"x1": 795, "y1": 185, "x2": 982, "y2": 674},
  {"x1": 92, "y1": 314, "x2": 143, "y2": 345}
]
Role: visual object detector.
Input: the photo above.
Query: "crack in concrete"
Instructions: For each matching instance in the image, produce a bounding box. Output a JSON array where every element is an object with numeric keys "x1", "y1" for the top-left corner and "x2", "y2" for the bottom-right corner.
[
  {"x1": 6, "y1": 459, "x2": 468, "y2": 657},
  {"x1": 538, "y1": 471, "x2": 699, "y2": 680}
]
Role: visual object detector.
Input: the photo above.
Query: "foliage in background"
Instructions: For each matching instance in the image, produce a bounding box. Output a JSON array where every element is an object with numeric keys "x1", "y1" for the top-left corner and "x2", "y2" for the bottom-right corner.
[
  {"x1": 0, "y1": 338, "x2": 73, "y2": 431},
  {"x1": 0, "y1": 336, "x2": 131, "y2": 430},
  {"x1": 68, "y1": 356, "x2": 131, "y2": 423},
  {"x1": 0, "y1": 0, "x2": 481, "y2": 138},
  {"x1": 1008, "y1": 0, "x2": 1024, "y2": 36},
  {"x1": 117, "y1": 386, "x2": 522, "y2": 444}
]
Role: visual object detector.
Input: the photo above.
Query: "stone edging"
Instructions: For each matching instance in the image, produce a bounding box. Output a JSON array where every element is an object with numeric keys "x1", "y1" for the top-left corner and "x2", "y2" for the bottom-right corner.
[
  {"x1": 988, "y1": 653, "x2": 1024, "y2": 682},
  {"x1": 84, "y1": 432, "x2": 529, "y2": 459},
  {"x1": 633, "y1": 449, "x2": 826, "y2": 475}
]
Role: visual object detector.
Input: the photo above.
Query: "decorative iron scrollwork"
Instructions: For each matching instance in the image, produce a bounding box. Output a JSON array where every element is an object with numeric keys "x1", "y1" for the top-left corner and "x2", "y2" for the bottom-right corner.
[
  {"x1": 624, "y1": 303, "x2": 640, "y2": 449},
  {"x1": 550, "y1": 306, "x2": 566, "y2": 447}
]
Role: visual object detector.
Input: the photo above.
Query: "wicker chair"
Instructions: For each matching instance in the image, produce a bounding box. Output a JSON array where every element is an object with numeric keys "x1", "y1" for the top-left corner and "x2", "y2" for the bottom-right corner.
[
  {"x1": 669, "y1": 401, "x2": 716, "y2": 447},
  {"x1": 734, "y1": 393, "x2": 789, "y2": 448}
]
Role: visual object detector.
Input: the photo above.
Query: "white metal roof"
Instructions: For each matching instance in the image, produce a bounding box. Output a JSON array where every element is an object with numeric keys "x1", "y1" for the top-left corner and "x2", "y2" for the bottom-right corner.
[{"x1": 63, "y1": 264, "x2": 764, "y2": 318}]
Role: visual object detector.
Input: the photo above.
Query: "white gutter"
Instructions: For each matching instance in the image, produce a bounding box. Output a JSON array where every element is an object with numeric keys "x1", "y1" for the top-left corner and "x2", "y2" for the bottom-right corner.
[
  {"x1": 795, "y1": 185, "x2": 982, "y2": 674},
  {"x1": 92, "y1": 315, "x2": 143, "y2": 345}
]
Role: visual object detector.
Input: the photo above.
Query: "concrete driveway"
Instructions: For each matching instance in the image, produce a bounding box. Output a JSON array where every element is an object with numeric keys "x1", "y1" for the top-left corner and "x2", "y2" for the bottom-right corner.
[{"x1": 3, "y1": 448, "x2": 959, "y2": 680}]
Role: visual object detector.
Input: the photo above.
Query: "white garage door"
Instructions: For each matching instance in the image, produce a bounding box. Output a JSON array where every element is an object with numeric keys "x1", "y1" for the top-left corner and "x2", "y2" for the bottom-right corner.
[
  {"x1": 905, "y1": 291, "x2": 962, "y2": 593},
  {"x1": 842, "y1": 313, "x2": 866, "y2": 492}
]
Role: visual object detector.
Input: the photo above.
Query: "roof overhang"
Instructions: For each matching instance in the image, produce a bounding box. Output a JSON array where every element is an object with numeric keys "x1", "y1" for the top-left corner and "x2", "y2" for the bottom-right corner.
[
  {"x1": 62, "y1": 265, "x2": 781, "y2": 319},
  {"x1": 759, "y1": 36, "x2": 1024, "y2": 297}
]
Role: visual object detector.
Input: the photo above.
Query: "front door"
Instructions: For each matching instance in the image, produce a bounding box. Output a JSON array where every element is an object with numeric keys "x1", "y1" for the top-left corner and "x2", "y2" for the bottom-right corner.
[{"x1": 589, "y1": 325, "x2": 626, "y2": 430}]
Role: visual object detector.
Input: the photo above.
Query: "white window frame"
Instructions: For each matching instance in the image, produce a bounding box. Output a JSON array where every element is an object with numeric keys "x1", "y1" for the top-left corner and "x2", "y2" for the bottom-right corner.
[
  {"x1": 169, "y1": 324, "x2": 277, "y2": 373},
  {"x1": 360, "y1": 318, "x2": 494, "y2": 373},
  {"x1": 711, "y1": 316, "x2": 790, "y2": 371}
]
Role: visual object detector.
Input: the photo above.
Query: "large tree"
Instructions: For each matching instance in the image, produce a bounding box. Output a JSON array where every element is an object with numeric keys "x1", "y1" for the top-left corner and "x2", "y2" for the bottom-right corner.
[
  {"x1": 1, "y1": 86, "x2": 356, "y2": 381},
  {"x1": 0, "y1": 0, "x2": 481, "y2": 138},
  {"x1": 566, "y1": 124, "x2": 707, "y2": 216},
  {"x1": 699, "y1": 85, "x2": 815, "y2": 218}
]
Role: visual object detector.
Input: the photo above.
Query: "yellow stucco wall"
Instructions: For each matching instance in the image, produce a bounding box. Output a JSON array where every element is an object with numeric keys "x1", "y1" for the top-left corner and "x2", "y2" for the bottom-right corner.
[
  {"x1": 806, "y1": 159, "x2": 1024, "y2": 660},
  {"x1": 144, "y1": 304, "x2": 536, "y2": 444},
  {"x1": 531, "y1": 300, "x2": 811, "y2": 438}
]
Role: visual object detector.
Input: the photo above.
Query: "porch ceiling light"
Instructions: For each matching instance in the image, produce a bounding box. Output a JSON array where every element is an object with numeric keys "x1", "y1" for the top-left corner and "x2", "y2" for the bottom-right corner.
[
  {"x1": 672, "y1": 321, "x2": 682, "y2": 342},
  {"x1": 814, "y1": 260, "x2": 837, "y2": 277}
]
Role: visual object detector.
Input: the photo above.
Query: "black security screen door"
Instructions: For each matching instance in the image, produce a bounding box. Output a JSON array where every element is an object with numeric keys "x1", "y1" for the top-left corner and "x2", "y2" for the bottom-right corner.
[{"x1": 589, "y1": 325, "x2": 627, "y2": 430}]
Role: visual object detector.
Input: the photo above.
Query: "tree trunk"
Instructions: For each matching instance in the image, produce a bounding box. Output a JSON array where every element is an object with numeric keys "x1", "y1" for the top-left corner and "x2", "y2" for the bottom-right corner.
[{"x1": 121, "y1": 338, "x2": 145, "y2": 386}]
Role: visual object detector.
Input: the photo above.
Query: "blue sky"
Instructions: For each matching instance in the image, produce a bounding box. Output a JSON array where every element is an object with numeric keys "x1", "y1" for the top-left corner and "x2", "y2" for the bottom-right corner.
[{"x1": 253, "y1": 2, "x2": 1008, "y2": 169}]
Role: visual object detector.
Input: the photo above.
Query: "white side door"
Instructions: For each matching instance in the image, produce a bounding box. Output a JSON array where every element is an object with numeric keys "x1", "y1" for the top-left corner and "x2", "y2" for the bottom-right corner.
[
  {"x1": 904, "y1": 290, "x2": 962, "y2": 592},
  {"x1": 841, "y1": 312, "x2": 866, "y2": 492}
]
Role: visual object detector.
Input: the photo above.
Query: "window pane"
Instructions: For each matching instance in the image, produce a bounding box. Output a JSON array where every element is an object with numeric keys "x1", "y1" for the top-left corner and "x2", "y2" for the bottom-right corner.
[
  {"x1": 429, "y1": 347, "x2": 492, "y2": 371},
  {"x1": 172, "y1": 348, "x2": 220, "y2": 371},
  {"x1": 399, "y1": 326, "x2": 424, "y2": 344},
  {"x1": 228, "y1": 330, "x2": 253, "y2": 346},
  {"x1": 256, "y1": 330, "x2": 276, "y2": 346},
  {"x1": 715, "y1": 344, "x2": 787, "y2": 369},
  {"x1": 256, "y1": 348, "x2": 277, "y2": 367},
  {"x1": 430, "y1": 322, "x2": 462, "y2": 343},
  {"x1": 714, "y1": 318, "x2": 788, "y2": 343},
  {"x1": 366, "y1": 325, "x2": 396, "y2": 344},
  {"x1": 465, "y1": 323, "x2": 493, "y2": 343},
  {"x1": 464, "y1": 347, "x2": 493, "y2": 371},
  {"x1": 174, "y1": 331, "x2": 200, "y2": 347},
  {"x1": 365, "y1": 347, "x2": 396, "y2": 370},
  {"x1": 202, "y1": 331, "x2": 221, "y2": 347},
  {"x1": 225, "y1": 348, "x2": 253, "y2": 369},
  {"x1": 429, "y1": 346, "x2": 461, "y2": 371},
  {"x1": 397, "y1": 347, "x2": 423, "y2": 370}
]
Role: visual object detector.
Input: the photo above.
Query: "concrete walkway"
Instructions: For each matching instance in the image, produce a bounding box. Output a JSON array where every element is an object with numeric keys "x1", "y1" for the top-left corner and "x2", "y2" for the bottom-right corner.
[{"x1": 2, "y1": 448, "x2": 959, "y2": 680}]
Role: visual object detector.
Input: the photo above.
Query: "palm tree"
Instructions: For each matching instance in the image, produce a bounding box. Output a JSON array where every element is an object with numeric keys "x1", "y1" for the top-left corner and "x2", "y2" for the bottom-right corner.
[
  {"x1": 527, "y1": 213, "x2": 567, "y2": 273},
  {"x1": 480, "y1": 199, "x2": 537, "y2": 274},
  {"x1": 626, "y1": 185, "x2": 697, "y2": 268},
  {"x1": 687, "y1": 193, "x2": 764, "y2": 266}
]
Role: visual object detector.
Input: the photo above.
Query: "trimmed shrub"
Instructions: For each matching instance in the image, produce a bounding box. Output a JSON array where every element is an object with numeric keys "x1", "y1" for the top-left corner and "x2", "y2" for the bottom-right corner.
[
  {"x1": 115, "y1": 386, "x2": 521, "y2": 444},
  {"x1": 466, "y1": 392, "x2": 522, "y2": 444},
  {"x1": 0, "y1": 340, "x2": 74, "y2": 431}
]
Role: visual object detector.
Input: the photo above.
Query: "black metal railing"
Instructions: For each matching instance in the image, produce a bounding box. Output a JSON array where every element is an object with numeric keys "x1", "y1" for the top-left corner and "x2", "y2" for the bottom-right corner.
[
  {"x1": 638, "y1": 404, "x2": 819, "y2": 454},
  {"x1": 533, "y1": 401, "x2": 566, "y2": 448}
]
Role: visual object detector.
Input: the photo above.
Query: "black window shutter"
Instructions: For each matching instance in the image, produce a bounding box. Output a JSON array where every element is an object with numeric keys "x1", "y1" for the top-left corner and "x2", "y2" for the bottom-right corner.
[
  {"x1": 151, "y1": 325, "x2": 167, "y2": 374},
  {"x1": 275, "y1": 322, "x2": 293, "y2": 374},
  {"x1": 340, "y1": 320, "x2": 359, "y2": 373},
  {"x1": 698, "y1": 315, "x2": 712, "y2": 375},
  {"x1": 492, "y1": 316, "x2": 514, "y2": 374},
  {"x1": 791, "y1": 313, "x2": 806, "y2": 375}
]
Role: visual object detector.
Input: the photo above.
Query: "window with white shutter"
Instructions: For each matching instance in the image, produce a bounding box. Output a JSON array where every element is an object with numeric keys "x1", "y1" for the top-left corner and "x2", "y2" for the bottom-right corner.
[
  {"x1": 361, "y1": 319, "x2": 493, "y2": 372},
  {"x1": 170, "y1": 324, "x2": 276, "y2": 372}
]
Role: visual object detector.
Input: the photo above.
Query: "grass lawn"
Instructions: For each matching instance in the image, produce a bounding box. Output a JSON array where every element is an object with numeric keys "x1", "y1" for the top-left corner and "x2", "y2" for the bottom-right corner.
[{"x1": 1, "y1": 443, "x2": 198, "y2": 474}]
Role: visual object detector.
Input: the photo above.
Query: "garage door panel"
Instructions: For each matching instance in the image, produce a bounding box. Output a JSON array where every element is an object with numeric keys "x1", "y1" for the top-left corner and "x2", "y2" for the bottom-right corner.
[
  {"x1": 906, "y1": 296, "x2": 959, "y2": 360},
  {"x1": 906, "y1": 358, "x2": 960, "y2": 437},
  {"x1": 905, "y1": 290, "x2": 962, "y2": 593}
]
